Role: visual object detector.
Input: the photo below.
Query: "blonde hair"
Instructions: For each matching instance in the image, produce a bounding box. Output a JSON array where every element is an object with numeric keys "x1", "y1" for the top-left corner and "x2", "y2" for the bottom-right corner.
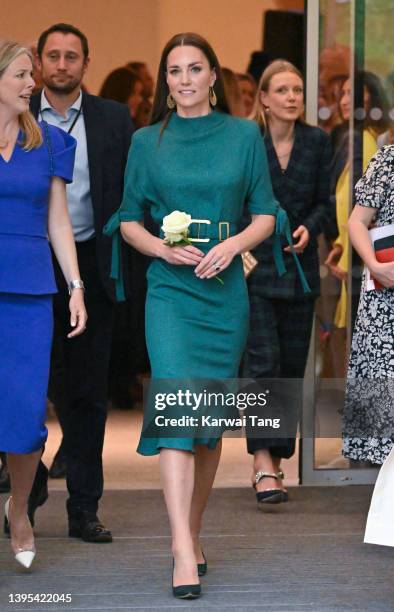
[
  {"x1": 250, "y1": 59, "x2": 304, "y2": 132},
  {"x1": 0, "y1": 41, "x2": 42, "y2": 150}
]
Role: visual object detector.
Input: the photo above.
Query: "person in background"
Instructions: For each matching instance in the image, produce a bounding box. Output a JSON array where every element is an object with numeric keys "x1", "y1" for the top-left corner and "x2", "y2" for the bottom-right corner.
[
  {"x1": 318, "y1": 74, "x2": 348, "y2": 134},
  {"x1": 343, "y1": 147, "x2": 394, "y2": 467},
  {"x1": 126, "y1": 61, "x2": 154, "y2": 128},
  {"x1": 28, "y1": 43, "x2": 43, "y2": 94},
  {"x1": 237, "y1": 72, "x2": 256, "y2": 117},
  {"x1": 325, "y1": 72, "x2": 389, "y2": 329},
  {"x1": 27, "y1": 22, "x2": 134, "y2": 543},
  {"x1": 247, "y1": 50, "x2": 271, "y2": 84},
  {"x1": 221, "y1": 67, "x2": 245, "y2": 117},
  {"x1": 243, "y1": 60, "x2": 331, "y2": 508},
  {"x1": 0, "y1": 40, "x2": 86, "y2": 569},
  {"x1": 126, "y1": 61, "x2": 154, "y2": 97},
  {"x1": 99, "y1": 67, "x2": 144, "y2": 121},
  {"x1": 99, "y1": 66, "x2": 148, "y2": 409}
]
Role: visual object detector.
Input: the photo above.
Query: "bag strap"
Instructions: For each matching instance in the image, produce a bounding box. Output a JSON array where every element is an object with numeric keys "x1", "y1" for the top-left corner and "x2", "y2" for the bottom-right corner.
[{"x1": 42, "y1": 121, "x2": 54, "y2": 175}]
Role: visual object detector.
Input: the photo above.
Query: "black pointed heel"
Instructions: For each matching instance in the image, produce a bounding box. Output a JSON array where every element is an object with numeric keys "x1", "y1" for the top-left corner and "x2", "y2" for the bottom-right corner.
[
  {"x1": 3, "y1": 512, "x2": 9, "y2": 537},
  {"x1": 172, "y1": 559, "x2": 201, "y2": 599},
  {"x1": 197, "y1": 551, "x2": 207, "y2": 576},
  {"x1": 172, "y1": 583, "x2": 201, "y2": 599}
]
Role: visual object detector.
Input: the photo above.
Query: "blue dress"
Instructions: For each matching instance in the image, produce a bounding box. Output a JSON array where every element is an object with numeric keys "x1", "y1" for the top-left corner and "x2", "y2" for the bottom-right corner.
[
  {"x1": 105, "y1": 112, "x2": 279, "y2": 455},
  {"x1": 0, "y1": 124, "x2": 76, "y2": 454}
]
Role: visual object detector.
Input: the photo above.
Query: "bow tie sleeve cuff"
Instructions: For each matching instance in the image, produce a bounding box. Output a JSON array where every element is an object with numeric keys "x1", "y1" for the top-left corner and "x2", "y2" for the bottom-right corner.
[
  {"x1": 103, "y1": 211, "x2": 136, "y2": 302},
  {"x1": 273, "y1": 208, "x2": 311, "y2": 294}
]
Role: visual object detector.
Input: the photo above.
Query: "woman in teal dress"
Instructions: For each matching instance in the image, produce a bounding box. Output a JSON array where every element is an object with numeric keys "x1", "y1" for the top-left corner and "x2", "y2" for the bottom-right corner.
[{"x1": 105, "y1": 33, "x2": 278, "y2": 599}]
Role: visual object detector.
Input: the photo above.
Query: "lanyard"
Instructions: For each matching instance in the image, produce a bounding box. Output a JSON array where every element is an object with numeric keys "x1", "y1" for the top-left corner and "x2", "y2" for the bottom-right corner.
[{"x1": 39, "y1": 104, "x2": 82, "y2": 135}]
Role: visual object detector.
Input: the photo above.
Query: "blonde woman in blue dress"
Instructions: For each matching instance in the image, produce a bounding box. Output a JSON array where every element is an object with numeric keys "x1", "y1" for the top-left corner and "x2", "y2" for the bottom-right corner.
[
  {"x1": 0, "y1": 41, "x2": 87, "y2": 569},
  {"x1": 105, "y1": 33, "x2": 279, "y2": 598}
]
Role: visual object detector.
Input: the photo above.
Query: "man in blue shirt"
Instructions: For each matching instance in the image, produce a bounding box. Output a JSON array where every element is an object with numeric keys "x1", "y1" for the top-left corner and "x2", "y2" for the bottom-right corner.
[{"x1": 29, "y1": 23, "x2": 134, "y2": 543}]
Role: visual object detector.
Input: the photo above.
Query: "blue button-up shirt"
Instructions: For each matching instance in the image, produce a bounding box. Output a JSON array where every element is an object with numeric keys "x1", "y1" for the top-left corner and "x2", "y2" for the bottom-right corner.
[{"x1": 40, "y1": 90, "x2": 95, "y2": 241}]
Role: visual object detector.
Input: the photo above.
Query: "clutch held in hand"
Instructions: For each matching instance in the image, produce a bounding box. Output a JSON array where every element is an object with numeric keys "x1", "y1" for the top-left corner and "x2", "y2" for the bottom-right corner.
[
  {"x1": 242, "y1": 251, "x2": 258, "y2": 278},
  {"x1": 372, "y1": 233, "x2": 394, "y2": 290}
]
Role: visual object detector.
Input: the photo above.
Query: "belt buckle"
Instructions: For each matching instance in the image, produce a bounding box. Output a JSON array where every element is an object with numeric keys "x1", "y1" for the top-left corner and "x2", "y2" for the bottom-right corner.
[
  {"x1": 219, "y1": 221, "x2": 230, "y2": 241},
  {"x1": 189, "y1": 219, "x2": 211, "y2": 242}
]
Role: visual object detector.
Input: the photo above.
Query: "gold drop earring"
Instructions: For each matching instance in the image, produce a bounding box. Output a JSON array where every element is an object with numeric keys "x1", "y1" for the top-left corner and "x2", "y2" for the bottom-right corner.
[
  {"x1": 209, "y1": 86, "x2": 217, "y2": 107},
  {"x1": 167, "y1": 93, "x2": 176, "y2": 109}
]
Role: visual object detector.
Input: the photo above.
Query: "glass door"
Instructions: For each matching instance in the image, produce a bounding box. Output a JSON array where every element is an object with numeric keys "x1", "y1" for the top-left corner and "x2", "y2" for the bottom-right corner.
[{"x1": 302, "y1": 0, "x2": 394, "y2": 484}]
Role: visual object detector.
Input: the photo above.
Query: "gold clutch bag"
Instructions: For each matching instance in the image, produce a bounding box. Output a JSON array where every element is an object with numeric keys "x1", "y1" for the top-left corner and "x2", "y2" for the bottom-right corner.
[{"x1": 241, "y1": 251, "x2": 258, "y2": 278}]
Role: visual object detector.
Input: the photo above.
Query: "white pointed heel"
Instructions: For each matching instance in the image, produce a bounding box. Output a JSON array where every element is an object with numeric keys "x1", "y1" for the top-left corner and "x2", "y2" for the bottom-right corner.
[
  {"x1": 15, "y1": 549, "x2": 35, "y2": 569},
  {"x1": 4, "y1": 497, "x2": 36, "y2": 569}
]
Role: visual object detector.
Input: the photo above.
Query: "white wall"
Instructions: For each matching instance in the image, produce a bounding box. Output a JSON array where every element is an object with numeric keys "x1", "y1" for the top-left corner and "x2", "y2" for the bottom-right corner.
[
  {"x1": 158, "y1": 0, "x2": 304, "y2": 74},
  {"x1": 2, "y1": 0, "x2": 303, "y2": 93},
  {"x1": 1, "y1": 0, "x2": 160, "y2": 93}
]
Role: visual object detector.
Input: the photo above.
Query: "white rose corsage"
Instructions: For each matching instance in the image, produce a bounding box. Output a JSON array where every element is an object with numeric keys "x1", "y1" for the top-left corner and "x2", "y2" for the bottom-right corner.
[
  {"x1": 161, "y1": 210, "x2": 192, "y2": 246},
  {"x1": 161, "y1": 211, "x2": 223, "y2": 284}
]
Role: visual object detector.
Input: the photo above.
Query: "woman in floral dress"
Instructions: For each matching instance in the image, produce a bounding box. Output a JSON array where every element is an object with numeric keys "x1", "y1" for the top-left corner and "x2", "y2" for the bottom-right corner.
[{"x1": 343, "y1": 146, "x2": 394, "y2": 465}]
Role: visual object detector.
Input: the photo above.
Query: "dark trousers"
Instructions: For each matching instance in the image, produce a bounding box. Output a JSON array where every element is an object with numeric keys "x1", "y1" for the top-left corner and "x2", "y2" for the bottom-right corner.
[
  {"x1": 47, "y1": 239, "x2": 113, "y2": 516},
  {"x1": 243, "y1": 295, "x2": 315, "y2": 459},
  {"x1": 108, "y1": 301, "x2": 148, "y2": 406}
]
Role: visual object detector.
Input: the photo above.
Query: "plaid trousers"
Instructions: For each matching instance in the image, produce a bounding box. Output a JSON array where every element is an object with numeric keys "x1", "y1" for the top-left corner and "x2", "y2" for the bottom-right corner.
[{"x1": 243, "y1": 295, "x2": 315, "y2": 458}]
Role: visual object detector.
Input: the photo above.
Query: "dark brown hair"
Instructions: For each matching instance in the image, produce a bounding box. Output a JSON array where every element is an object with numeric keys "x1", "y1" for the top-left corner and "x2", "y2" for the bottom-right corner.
[
  {"x1": 150, "y1": 32, "x2": 230, "y2": 129},
  {"x1": 37, "y1": 23, "x2": 89, "y2": 59},
  {"x1": 222, "y1": 67, "x2": 244, "y2": 117},
  {"x1": 237, "y1": 72, "x2": 256, "y2": 86},
  {"x1": 126, "y1": 61, "x2": 146, "y2": 72},
  {"x1": 354, "y1": 71, "x2": 390, "y2": 134},
  {"x1": 99, "y1": 67, "x2": 142, "y2": 104}
]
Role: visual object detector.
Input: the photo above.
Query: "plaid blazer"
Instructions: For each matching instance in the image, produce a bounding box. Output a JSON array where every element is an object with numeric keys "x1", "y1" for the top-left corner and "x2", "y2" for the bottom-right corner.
[{"x1": 249, "y1": 122, "x2": 332, "y2": 299}]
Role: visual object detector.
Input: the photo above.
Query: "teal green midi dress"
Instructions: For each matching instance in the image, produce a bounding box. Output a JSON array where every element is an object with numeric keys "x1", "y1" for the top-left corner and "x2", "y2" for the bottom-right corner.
[{"x1": 105, "y1": 111, "x2": 279, "y2": 455}]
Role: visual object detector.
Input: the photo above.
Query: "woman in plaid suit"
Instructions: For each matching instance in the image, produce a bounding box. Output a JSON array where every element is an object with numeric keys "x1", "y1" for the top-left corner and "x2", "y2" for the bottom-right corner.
[{"x1": 243, "y1": 60, "x2": 332, "y2": 508}]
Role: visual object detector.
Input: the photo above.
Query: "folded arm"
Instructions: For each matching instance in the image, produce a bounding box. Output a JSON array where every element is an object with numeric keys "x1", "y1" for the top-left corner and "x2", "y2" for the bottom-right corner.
[{"x1": 348, "y1": 204, "x2": 394, "y2": 288}]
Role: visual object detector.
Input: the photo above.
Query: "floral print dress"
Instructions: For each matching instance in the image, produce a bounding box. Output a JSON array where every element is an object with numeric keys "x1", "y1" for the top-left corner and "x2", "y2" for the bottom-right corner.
[{"x1": 343, "y1": 145, "x2": 394, "y2": 464}]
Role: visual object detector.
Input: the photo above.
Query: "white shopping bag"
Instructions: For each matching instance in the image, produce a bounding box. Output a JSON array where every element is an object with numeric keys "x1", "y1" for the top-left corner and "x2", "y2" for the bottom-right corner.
[{"x1": 364, "y1": 446, "x2": 394, "y2": 547}]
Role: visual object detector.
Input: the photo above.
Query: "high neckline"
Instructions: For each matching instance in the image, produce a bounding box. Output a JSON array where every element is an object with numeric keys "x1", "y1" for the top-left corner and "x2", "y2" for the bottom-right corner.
[{"x1": 168, "y1": 110, "x2": 227, "y2": 137}]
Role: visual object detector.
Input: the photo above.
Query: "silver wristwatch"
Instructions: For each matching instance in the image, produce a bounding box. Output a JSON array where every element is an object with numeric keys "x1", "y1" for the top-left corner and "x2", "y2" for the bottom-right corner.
[{"x1": 68, "y1": 279, "x2": 85, "y2": 295}]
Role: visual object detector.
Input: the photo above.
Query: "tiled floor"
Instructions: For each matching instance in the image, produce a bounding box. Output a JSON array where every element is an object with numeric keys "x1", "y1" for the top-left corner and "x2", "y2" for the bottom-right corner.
[
  {"x1": 2, "y1": 411, "x2": 392, "y2": 612},
  {"x1": 1, "y1": 486, "x2": 392, "y2": 611}
]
